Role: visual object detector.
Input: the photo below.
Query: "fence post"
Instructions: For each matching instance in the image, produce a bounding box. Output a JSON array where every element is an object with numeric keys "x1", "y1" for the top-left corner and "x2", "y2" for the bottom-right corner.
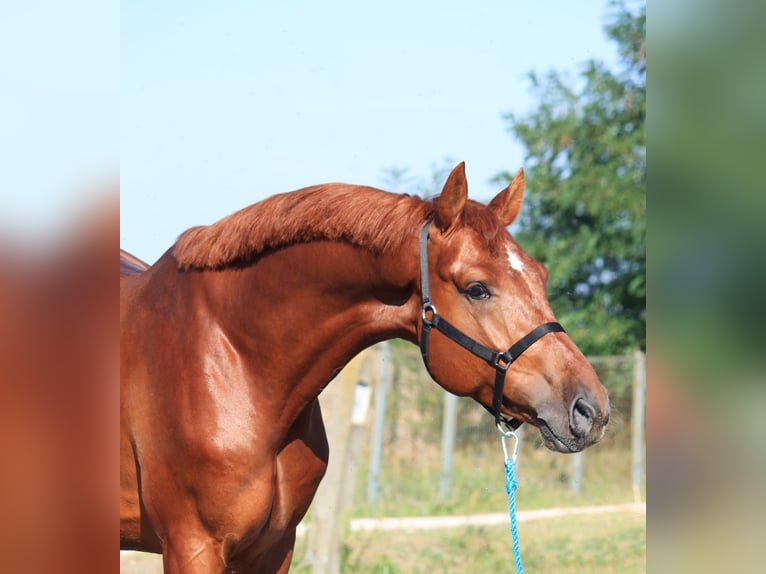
[
  {"x1": 309, "y1": 354, "x2": 364, "y2": 574},
  {"x1": 367, "y1": 342, "x2": 390, "y2": 505},
  {"x1": 438, "y1": 391, "x2": 458, "y2": 498},
  {"x1": 339, "y1": 377, "x2": 372, "y2": 527},
  {"x1": 632, "y1": 349, "x2": 646, "y2": 503}
]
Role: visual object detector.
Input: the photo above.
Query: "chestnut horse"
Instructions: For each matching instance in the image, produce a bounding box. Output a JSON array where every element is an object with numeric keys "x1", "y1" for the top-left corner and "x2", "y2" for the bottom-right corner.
[{"x1": 120, "y1": 163, "x2": 609, "y2": 573}]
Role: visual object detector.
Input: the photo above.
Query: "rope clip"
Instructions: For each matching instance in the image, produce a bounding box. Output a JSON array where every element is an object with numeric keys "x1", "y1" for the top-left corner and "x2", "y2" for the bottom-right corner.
[{"x1": 497, "y1": 422, "x2": 519, "y2": 463}]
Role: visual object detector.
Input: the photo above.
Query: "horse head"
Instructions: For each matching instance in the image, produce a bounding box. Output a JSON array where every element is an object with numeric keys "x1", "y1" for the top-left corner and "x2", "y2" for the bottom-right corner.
[{"x1": 419, "y1": 162, "x2": 609, "y2": 453}]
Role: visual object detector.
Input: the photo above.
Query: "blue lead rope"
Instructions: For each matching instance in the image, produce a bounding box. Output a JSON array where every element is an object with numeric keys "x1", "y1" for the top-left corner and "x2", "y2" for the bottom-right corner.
[
  {"x1": 505, "y1": 457, "x2": 524, "y2": 573},
  {"x1": 500, "y1": 427, "x2": 524, "y2": 574}
]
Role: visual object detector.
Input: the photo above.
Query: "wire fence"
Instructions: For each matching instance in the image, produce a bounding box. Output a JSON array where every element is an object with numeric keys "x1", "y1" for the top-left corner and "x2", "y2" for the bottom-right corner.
[
  {"x1": 303, "y1": 342, "x2": 646, "y2": 573},
  {"x1": 354, "y1": 342, "x2": 645, "y2": 512}
]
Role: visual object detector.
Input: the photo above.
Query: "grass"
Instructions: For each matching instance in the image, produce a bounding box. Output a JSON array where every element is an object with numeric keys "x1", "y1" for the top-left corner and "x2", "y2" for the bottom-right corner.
[
  {"x1": 347, "y1": 344, "x2": 644, "y2": 518},
  {"x1": 351, "y1": 441, "x2": 644, "y2": 518},
  {"x1": 289, "y1": 438, "x2": 646, "y2": 572},
  {"x1": 291, "y1": 511, "x2": 645, "y2": 573}
]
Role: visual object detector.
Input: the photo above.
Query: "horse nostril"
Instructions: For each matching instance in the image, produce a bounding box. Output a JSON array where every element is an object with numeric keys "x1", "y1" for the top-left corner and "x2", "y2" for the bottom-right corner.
[{"x1": 570, "y1": 397, "x2": 596, "y2": 438}]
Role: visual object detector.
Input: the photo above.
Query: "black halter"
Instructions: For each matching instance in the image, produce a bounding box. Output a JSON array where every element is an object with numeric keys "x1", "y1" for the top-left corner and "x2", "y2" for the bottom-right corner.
[{"x1": 418, "y1": 220, "x2": 565, "y2": 431}]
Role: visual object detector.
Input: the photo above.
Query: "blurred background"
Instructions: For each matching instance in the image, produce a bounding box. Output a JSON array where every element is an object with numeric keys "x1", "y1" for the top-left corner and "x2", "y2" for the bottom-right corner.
[
  {"x1": 294, "y1": 343, "x2": 646, "y2": 573},
  {"x1": 650, "y1": 0, "x2": 766, "y2": 572}
]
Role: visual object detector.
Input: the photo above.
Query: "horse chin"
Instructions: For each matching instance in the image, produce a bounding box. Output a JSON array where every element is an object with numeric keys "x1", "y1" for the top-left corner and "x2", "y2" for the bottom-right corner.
[{"x1": 536, "y1": 420, "x2": 580, "y2": 454}]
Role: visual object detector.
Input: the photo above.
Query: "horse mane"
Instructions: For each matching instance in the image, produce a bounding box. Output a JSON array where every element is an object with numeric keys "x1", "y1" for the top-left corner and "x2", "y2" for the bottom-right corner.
[{"x1": 173, "y1": 184, "x2": 433, "y2": 270}]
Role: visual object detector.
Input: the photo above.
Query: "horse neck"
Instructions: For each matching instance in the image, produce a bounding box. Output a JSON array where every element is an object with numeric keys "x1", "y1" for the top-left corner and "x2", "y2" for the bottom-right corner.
[{"x1": 197, "y1": 239, "x2": 421, "y2": 422}]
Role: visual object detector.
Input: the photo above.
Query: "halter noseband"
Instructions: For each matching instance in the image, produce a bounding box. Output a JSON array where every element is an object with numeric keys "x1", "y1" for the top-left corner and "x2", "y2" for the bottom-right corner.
[{"x1": 418, "y1": 220, "x2": 565, "y2": 431}]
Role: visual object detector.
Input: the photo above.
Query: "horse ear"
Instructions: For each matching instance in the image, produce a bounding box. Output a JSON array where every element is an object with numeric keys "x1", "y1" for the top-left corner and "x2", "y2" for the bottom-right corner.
[
  {"x1": 436, "y1": 162, "x2": 468, "y2": 231},
  {"x1": 489, "y1": 168, "x2": 525, "y2": 226}
]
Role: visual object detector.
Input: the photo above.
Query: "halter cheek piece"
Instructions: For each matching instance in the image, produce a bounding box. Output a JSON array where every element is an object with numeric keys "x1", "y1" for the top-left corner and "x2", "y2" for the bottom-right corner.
[{"x1": 418, "y1": 220, "x2": 565, "y2": 431}]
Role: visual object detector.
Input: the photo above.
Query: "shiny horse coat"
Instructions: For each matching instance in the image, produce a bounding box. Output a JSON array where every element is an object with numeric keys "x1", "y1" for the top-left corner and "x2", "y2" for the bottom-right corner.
[{"x1": 120, "y1": 163, "x2": 609, "y2": 573}]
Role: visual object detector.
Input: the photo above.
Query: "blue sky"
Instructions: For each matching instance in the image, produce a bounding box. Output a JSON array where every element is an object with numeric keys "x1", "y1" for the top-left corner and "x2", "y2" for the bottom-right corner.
[
  {"x1": 0, "y1": 1, "x2": 118, "y2": 238},
  {"x1": 1, "y1": 1, "x2": 618, "y2": 262}
]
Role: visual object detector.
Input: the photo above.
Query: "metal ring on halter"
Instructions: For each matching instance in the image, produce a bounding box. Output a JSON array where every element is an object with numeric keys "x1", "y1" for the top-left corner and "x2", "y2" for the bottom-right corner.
[
  {"x1": 421, "y1": 303, "x2": 437, "y2": 326},
  {"x1": 497, "y1": 422, "x2": 520, "y2": 462},
  {"x1": 493, "y1": 351, "x2": 512, "y2": 371}
]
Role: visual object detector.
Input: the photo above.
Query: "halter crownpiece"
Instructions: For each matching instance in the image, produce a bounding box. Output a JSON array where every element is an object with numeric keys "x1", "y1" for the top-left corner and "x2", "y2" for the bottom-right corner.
[{"x1": 417, "y1": 220, "x2": 565, "y2": 431}]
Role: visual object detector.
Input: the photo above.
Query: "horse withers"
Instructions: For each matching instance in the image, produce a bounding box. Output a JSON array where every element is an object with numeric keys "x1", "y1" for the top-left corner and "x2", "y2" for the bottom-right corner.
[{"x1": 120, "y1": 163, "x2": 609, "y2": 573}]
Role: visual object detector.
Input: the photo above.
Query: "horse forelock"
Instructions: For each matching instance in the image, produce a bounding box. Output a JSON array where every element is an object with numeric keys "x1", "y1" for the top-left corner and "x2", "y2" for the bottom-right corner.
[{"x1": 173, "y1": 184, "x2": 430, "y2": 270}]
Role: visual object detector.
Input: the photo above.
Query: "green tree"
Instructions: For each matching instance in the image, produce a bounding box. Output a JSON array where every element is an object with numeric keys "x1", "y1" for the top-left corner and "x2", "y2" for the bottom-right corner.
[{"x1": 496, "y1": 1, "x2": 645, "y2": 355}]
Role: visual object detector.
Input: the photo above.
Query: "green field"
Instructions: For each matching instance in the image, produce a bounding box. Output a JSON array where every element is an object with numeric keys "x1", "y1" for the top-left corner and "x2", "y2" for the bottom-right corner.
[
  {"x1": 287, "y1": 440, "x2": 646, "y2": 572},
  {"x1": 291, "y1": 511, "x2": 645, "y2": 573},
  {"x1": 357, "y1": 447, "x2": 640, "y2": 515},
  {"x1": 292, "y1": 344, "x2": 646, "y2": 573}
]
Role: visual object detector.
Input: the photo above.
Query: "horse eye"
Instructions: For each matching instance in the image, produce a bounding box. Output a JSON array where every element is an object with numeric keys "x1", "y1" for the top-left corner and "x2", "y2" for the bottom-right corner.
[{"x1": 465, "y1": 282, "x2": 491, "y2": 301}]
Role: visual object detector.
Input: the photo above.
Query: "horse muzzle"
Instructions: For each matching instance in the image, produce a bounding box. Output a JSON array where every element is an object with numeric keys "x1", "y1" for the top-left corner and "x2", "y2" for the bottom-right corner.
[{"x1": 535, "y1": 393, "x2": 610, "y2": 453}]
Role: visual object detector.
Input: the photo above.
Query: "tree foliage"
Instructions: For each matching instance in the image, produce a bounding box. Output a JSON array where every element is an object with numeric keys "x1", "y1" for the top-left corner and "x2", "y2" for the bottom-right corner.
[{"x1": 497, "y1": 1, "x2": 645, "y2": 354}]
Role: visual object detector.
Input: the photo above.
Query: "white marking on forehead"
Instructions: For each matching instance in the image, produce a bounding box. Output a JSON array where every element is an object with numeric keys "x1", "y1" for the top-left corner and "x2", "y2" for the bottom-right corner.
[{"x1": 506, "y1": 245, "x2": 525, "y2": 273}]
